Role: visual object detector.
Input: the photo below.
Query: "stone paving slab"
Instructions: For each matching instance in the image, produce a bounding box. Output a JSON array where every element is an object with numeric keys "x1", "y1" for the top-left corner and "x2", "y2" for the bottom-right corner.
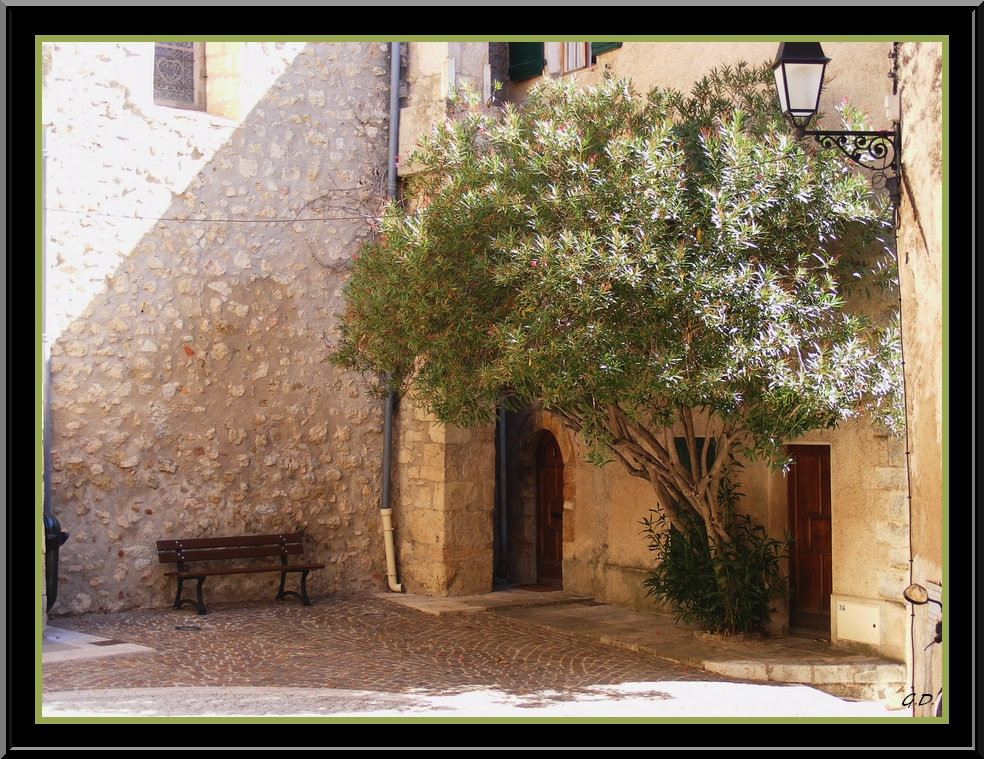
[
  {"x1": 41, "y1": 627, "x2": 156, "y2": 663},
  {"x1": 486, "y1": 593, "x2": 906, "y2": 705}
]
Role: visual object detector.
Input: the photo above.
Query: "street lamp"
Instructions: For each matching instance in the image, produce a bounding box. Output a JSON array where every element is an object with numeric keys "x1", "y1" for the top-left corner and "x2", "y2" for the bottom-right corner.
[{"x1": 772, "y1": 42, "x2": 900, "y2": 215}]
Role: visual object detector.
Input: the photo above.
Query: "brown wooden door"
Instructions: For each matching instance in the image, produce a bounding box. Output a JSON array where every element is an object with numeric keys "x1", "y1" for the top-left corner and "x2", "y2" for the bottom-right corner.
[
  {"x1": 787, "y1": 445, "x2": 832, "y2": 633},
  {"x1": 536, "y1": 433, "x2": 564, "y2": 583}
]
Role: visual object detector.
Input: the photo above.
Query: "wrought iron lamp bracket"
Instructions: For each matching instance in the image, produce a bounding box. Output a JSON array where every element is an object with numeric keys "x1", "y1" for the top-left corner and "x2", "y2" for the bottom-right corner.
[
  {"x1": 796, "y1": 123, "x2": 901, "y2": 223},
  {"x1": 801, "y1": 128, "x2": 897, "y2": 171}
]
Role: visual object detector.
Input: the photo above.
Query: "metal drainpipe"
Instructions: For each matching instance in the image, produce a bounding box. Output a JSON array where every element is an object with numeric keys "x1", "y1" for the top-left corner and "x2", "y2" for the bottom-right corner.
[{"x1": 380, "y1": 42, "x2": 403, "y2": 592}]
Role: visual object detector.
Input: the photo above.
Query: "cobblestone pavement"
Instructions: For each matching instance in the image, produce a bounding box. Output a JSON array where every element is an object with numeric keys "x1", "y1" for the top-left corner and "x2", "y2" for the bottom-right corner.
[
  {"x1": 30, "y1": 591, "x2": 920, "y2": 750},
  {"x1": 42, "y1": 593, "x2": 727, "y2": 696}
]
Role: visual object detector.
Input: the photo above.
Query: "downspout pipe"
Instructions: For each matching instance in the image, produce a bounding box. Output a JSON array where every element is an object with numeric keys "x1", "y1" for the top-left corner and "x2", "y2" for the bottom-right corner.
[{"x1": 381, "y1": 42, "x2": 403, "y2": 592}]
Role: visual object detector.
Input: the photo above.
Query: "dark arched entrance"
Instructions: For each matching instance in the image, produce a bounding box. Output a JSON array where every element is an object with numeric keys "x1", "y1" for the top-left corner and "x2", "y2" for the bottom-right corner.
[{"x1": 536, "y1": 432, "x2": 564, "y2": 583}]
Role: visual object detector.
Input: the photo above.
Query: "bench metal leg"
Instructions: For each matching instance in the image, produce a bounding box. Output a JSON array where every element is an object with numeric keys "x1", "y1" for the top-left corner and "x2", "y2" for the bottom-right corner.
[
  {"x1": 172, "y1": 577, "x2": 185, "y2": 610},
  {"x1": 276, "y1": 569, "x2": 311, "y2": 606},
  {"x1": 194, "y1": 577, "x2": 207, "y2": 614},
  {"x1": 299, "y1": 569, "x2": 311, "y2": 606},
  {"x1": 276, "y1": 571, "x2": 288, "y2": 601},
  {"x1": 172, "y1": 576, "x2": 208, "y2": 615}
]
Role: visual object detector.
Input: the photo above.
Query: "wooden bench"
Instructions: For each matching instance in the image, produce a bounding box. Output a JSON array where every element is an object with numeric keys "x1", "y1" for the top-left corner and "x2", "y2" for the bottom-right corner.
[{"x1": 157, "y1": 532, "x2": 325, "y2": 615}]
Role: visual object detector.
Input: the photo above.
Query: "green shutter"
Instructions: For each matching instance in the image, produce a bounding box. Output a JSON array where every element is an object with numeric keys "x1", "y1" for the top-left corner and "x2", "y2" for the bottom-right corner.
[
  {"x1": 673, "y1": 437, "x2": 717, "y2": 475},
  {"x1": 591, "y1": 42, "x2": 622, "y2": 58},
  {"x1": 508, "y1": 42, "x2": 544, "y2": 81}
]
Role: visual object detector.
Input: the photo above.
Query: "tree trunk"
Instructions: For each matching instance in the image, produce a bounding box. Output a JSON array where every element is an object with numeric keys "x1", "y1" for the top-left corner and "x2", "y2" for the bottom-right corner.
[
  {"x1": 555, "y1": 402, "x2": 738, "y2": 549},
  {"x1": 595, "y1": 405, "x2": 735, "y2": 548}
]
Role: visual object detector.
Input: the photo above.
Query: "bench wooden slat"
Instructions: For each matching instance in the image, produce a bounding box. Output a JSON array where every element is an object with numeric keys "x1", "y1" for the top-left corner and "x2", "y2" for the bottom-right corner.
[
  {"x1": 157, "y1": 532, "x2": 304, "y2": 550},
  {"x1": 157, "y1": 544, "x2": 305, "y2": 563},
  {"x1": 165, "y1": 563, "x2": 325, "y2": 578}
]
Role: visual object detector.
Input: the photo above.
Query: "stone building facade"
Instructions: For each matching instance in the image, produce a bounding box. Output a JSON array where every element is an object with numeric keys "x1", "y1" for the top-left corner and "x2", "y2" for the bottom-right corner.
[
  {"x1": 393, "y1": 41, "x2": 941, "y2": 681},
  {"x1": 41, "y1": 41, "x2": 394, "y2": 616}
]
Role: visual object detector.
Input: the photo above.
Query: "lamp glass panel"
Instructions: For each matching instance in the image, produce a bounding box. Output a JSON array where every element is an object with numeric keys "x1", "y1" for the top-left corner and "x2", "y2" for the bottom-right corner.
[
  {"x1": 779, "y1": 61, "x2": 825, "y2": 121},
  {"x1": 773, "y1": 66, "x2": 790, "y2": 112}
]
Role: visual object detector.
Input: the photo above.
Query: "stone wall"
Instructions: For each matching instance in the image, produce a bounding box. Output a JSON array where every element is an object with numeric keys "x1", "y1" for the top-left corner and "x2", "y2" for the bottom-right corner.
[
  {"x1": 393, "y1": 394, "x2": 496, "y2": 596},
  {"x1": 41, "y1": 41, "x2": 394, "y2": 615},
  {"x1": 894, "y1": 40, "x2": 944, "y2": 718},
  {"x1": 390, "y1": 43, "x2": 499, "y2": 596}
]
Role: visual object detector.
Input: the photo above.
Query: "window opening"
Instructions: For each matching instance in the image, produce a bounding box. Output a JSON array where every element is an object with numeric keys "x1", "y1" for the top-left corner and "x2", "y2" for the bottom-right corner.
[
  {"x1": 564, "y1": 42, "x2": 589, "y2": 72},
  {"x1": 154, "y1": 42, "x2": 205, "y2": 110}
]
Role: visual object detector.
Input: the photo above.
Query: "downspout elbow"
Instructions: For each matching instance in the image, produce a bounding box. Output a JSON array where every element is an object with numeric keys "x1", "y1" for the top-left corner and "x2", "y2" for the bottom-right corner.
[
  {"x1": 379, "y1": 385, "x2": 402, "y2": 592},
  {"x1": 380, "y1": 506, "x2": 402, "y2": 592}
]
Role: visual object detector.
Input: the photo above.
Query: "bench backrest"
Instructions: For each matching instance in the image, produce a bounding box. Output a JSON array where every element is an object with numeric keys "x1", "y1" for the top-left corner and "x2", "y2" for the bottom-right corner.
[{"x1": 157, "y1": 532, "x2": 308, "y2": 565}]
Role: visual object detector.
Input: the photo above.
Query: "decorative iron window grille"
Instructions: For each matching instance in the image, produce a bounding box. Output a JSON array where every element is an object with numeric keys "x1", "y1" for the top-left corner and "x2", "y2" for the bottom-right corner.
[{"x1": 154, "y1": 42, "x2": 203, "y2": 109}]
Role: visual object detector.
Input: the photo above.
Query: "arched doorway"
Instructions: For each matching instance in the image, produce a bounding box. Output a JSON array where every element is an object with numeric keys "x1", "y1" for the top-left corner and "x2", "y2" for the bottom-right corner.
[{"x1": 536, "y1": 432, "x2": 564, "y2": 584}]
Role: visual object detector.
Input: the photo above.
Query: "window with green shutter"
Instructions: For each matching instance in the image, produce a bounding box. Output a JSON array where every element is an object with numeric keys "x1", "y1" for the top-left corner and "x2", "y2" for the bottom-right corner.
[
  {"x1": 508, "y1": 42, "x2": 545, "y2": 81},
  {"x1": 591, "y1": 42, "x2": 622, "y2": 59},
  {"x1": 673, "y1": 437, "x2": 717, "y2": 475}
]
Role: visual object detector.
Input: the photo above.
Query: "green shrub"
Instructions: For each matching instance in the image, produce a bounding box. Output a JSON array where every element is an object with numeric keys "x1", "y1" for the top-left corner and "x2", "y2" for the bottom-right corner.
[{"x1": 640, "y1": 467, "x2": 791, "y2": 635}]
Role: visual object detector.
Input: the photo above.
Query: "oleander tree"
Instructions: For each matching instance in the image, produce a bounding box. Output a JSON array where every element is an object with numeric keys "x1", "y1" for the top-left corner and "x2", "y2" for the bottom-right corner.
[{"x1": 331, "y1": 65, "x2": 903, "y2": 557}]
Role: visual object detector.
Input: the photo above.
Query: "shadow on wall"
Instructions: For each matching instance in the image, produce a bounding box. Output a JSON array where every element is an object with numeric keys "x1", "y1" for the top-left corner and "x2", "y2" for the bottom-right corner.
[{"x1": 42, "y1": 41, "x2": 393, "y2": 615}]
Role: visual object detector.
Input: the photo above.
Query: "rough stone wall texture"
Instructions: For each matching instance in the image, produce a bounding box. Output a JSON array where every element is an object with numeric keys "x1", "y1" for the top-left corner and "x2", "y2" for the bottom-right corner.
[
  {"x1": 394, "y1": 393, "x2": 496, "y2": 596},
  {"x1": 894, "y1": 40, "x2": 944, "y2": 718},
  {"x1": 388, "y1": 43, "x2": 499, "y2": 597},
  {"x1": 42, "y1": 41, "x2": 393, "y2": 615},
  {"x1": 896, "y1": 41, "x2": 943, "y2": 586}
]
